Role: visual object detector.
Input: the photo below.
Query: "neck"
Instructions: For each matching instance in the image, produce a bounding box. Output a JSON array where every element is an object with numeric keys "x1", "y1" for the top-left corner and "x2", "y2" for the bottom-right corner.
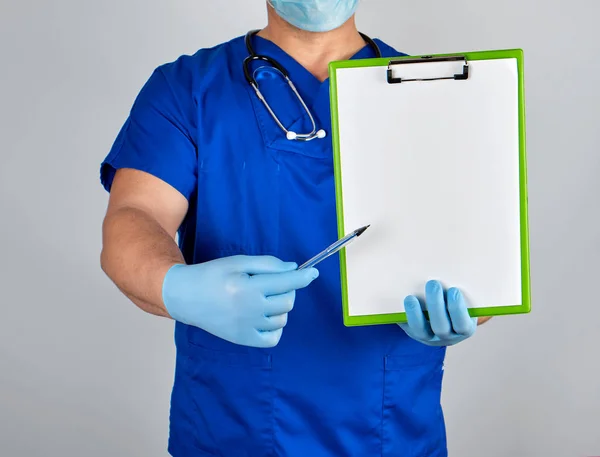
[{"x1": 258, "y1": 5, "x2": 367, "y2": 82}]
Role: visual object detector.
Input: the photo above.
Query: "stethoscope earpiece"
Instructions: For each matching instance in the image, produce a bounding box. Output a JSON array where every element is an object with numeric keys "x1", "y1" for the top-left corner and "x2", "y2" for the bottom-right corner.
[{"x1": 244, "y1": 29, "x2": 380, "y2": 142}]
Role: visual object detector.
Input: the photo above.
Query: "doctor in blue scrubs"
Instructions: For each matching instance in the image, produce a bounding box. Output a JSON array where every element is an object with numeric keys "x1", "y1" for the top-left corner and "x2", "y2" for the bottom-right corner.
[{"x1": 99, "y1": 1, "x2": 490, "y2": 456}]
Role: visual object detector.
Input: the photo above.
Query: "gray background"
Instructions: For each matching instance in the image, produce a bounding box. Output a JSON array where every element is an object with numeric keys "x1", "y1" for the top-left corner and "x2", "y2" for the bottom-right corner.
[{"x1": 1, "y1": 0, "x2": 598, "y2": 456}]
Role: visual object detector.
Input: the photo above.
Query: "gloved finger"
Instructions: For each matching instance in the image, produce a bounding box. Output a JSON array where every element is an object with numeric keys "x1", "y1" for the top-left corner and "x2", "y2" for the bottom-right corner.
[
  {"x1": 425, "y1": 280, "x2": 453, "y2": 339},
  {"x1": 253, "y1": 268, "x2": 319, "y2": 296},
  {"x1": 447, "y1": 288, "x2": 476, "y2": 336},
  {"x1": 403, "y1": 295, "x2": 434, "y2": 341},
  {"x1": 257, "y1": 312, "x2": 288, "y2": 332},
  {"x1": 230, "y1": 255, "x2": 298, "y2": 275},
  {"x1": 264, "y1": 291, "x2": 296, "y2": 316},
  {"x1": 255, "y1": 328, "x2": 284, "y2": 348}
]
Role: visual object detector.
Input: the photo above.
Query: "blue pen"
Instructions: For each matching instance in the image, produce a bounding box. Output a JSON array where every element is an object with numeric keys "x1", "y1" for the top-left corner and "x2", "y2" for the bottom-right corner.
[{"x1": 297, "y1": 225, "x2": 370, "y2": 270}]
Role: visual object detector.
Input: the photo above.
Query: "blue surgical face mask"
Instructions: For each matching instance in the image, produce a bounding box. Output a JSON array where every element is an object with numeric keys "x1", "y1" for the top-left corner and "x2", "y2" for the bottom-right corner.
[{"x1": 267, "y1": 0, "x2": 360, "y2": 33}]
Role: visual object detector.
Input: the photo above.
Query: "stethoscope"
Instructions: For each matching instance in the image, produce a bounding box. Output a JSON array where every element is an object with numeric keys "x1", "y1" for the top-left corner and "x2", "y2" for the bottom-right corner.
[{"x1": 243, "y1": 29, "x2": 382, "y2": 141}]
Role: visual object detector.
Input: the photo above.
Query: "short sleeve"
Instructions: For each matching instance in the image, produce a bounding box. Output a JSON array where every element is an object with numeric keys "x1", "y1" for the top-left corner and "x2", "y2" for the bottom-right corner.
[{"x1": 100, "y1": 66, "x2": 198, "y2": 200}]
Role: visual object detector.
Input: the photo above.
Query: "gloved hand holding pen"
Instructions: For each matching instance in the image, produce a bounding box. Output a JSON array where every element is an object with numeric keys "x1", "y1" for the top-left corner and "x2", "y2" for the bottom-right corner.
[{"x1": 162, "y1": 255, "x2": 319, "y2": 348}]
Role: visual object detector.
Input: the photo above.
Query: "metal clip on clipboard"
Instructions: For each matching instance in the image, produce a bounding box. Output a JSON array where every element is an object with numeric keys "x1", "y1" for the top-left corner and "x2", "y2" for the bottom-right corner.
[{"x1": 386, "y1": 55, "x2": 469, "y2": 84}]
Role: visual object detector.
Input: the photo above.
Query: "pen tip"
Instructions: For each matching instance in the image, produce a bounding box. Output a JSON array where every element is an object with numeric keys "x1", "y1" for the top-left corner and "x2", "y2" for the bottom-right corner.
[{"x1": 356, "y1": 225, "x2": 370, "y2": 236}]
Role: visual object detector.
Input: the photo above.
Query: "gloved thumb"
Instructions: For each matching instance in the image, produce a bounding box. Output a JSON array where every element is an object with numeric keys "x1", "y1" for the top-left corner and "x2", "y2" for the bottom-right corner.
[
  {"x1": 229, "y1": 255, "x2": 298, "y2": 275},
  {"x1": 253, "y1": 268, "x2": 319, "y2": 296}
]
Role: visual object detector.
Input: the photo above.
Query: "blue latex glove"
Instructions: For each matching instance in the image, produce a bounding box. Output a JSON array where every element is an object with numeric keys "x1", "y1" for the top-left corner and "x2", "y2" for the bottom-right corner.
[
  {"x1": 398, "y1": 280, "x2": 477, "y2": 346},
  {"x1": 162, "y1": 255, "x2": 319, "y2": 348}
]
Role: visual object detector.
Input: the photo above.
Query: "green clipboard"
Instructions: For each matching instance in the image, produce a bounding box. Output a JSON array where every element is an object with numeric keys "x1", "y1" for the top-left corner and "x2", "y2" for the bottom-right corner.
[{"x1": 328, "y1": 49, "x2": 531, "y2": 326}]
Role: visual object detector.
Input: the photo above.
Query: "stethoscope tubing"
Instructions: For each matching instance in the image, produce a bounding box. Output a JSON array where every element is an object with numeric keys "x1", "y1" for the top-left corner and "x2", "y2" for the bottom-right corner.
[{"x1": 243, "y1": 29, "x2": 381, "y2": 141}]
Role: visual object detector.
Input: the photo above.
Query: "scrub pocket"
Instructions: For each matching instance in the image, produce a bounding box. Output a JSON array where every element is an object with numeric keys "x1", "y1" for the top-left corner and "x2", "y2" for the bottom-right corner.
[
  {"x1": 382, "y1": 347, "x2": 447, "y2": 457},
  {"x1": 181, "y1": 336, "x2": 275, "y2": 457},
  {"x1": 195, "y1": 155, "x2": 282, "y2": 259}
]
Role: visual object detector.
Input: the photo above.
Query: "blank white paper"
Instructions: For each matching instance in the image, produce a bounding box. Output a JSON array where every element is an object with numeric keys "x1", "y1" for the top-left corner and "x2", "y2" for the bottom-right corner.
[{"x1": 334, "y1": 58, "x2": 523, "y2": 316}]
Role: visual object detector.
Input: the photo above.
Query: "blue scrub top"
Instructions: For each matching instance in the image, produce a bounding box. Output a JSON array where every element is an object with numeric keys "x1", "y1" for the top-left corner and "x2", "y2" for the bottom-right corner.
[{"x1": 101, "y1": 33, "x2": 448, "y2": 457}]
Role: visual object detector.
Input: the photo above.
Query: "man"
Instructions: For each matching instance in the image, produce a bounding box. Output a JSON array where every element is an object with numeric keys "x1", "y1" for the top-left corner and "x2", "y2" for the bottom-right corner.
[{"x1": 100, "y1": 1, "x2": 489, "y2": 455}]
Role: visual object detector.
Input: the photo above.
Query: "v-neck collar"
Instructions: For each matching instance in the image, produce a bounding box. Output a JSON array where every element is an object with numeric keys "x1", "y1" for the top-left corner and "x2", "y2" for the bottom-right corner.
[{"x1": 252, "y1": 34, "x2": 376, "y2": 79}]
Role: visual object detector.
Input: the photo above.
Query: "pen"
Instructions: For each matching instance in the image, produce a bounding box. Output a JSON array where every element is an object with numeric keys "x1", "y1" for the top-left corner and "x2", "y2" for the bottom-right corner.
[{"x1": 297, "y1": 225, "x2": 370, "y2": 270}]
